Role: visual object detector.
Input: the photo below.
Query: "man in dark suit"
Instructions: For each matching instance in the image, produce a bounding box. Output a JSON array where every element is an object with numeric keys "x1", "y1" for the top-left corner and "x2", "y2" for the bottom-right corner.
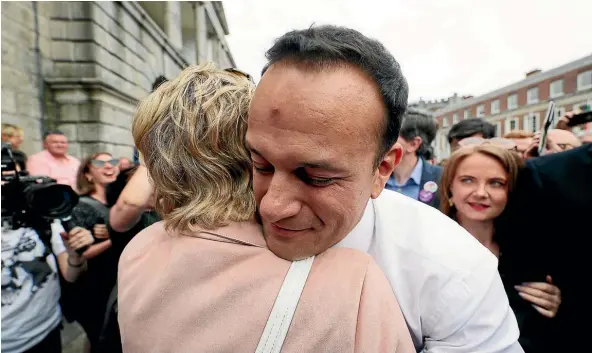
[
  {"x1": 386, "y1": 108, "x2": 441, "y2": 208},
  {"x1": 500, "y1": 143, "x2": 592, "y2": 352}
]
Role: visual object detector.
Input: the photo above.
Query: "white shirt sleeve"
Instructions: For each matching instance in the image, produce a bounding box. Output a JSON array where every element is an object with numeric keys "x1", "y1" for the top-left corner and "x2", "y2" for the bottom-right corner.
[
  {"x1": 50, "y1": 220, "x2": 67, "y2": 257},
  {"x1": 423, "y1": 263, "x2": 524, "y2": 353}
]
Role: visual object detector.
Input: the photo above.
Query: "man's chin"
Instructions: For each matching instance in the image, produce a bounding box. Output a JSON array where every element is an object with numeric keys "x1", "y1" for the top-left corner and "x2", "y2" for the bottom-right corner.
[
  {"x1": 263, "y1": 229, "x2": 316, "y2": 261},
  {"x1": 266, "y1": 241, "x2": 313, "y2": 261}
]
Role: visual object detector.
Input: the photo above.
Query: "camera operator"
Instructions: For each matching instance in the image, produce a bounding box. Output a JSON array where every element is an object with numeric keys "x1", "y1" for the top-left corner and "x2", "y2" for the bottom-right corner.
[{"x1": 1, "y1": 146, "x2": 94, "y2": 353}]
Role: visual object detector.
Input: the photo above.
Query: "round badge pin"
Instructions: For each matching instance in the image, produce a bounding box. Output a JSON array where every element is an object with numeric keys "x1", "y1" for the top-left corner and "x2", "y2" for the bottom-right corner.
[
  {"x1": 424, "y1": 181, "x2": 438, "y2": 193},
  {"x1": 418, "y1": 189, "x2": 434, "y2": 203}
]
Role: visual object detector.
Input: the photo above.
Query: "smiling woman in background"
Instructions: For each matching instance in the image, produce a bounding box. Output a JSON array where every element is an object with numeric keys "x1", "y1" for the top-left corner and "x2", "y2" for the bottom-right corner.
[
  {"x1": 67, "y1": 153, "x2": 120, "y2": 353},
  {"x1": 440, "y1": 141, "x2": 562, "y2": 353}
]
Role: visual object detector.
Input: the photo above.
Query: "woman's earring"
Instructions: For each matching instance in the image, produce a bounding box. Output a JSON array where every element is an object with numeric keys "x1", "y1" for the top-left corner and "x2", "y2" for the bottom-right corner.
[
  {"x1": 448, "y1": 199, "x2": 454, "y2": 207},
  {"x1": 88, "y1": 178, "x2": 93, "y2": 183}
]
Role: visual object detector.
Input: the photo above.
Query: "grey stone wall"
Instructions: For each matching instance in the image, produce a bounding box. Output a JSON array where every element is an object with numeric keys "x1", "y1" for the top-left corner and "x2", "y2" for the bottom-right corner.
[
  {"x1": 1, "y1": 1, "x2": 234, "y2": 160},
  {"x1": 1, "y1": 1, "x2": 54, "y2": 157}
]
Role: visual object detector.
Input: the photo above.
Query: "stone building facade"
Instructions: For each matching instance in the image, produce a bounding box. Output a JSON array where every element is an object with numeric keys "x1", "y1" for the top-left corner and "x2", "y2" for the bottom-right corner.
[{"x1": 1, "y1": 1, "x2": 235, "y2": 159}]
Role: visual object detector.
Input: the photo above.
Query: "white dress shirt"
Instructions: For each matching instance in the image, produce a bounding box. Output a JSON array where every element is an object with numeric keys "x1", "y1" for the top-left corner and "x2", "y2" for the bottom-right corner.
[{"x1": 336, "y1": 190, "x2": 523, "y2": 353}]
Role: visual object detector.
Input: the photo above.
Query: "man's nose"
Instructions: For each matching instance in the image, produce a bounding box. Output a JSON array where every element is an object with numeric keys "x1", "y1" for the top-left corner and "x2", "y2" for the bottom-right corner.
[{"x1": 258, "y1": 172, "x2": 302, "y2": 224}]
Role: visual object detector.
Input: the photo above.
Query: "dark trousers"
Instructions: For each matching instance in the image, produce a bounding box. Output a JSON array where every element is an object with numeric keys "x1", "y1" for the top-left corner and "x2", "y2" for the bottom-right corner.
[{"x1": 23, "y1": 325, "x2": 61, "y2": 353}]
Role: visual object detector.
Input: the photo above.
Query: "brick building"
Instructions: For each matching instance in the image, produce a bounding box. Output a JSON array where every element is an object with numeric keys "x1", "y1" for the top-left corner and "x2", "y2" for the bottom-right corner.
[
  {"x1": 1, "y1": 1, "x2": 235, "y2": 159},
  {"x1": 433, "y1": 54, "x2": 592, "y2": 160}
]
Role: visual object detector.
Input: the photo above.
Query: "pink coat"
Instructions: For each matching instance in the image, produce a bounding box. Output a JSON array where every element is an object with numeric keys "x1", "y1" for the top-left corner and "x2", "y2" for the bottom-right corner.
[{"x1": 118, "y1": 221, "x2": 414, "y2": 353}]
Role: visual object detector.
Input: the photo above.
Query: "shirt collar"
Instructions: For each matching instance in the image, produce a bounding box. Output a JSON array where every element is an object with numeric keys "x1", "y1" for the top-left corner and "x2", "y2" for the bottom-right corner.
[
  {"x1": 409, "y1": 157, "x2": 424, "y2": 185},
  {"x1": 389, "y1": 156, "x2": 423, "y2": 187},
  {"x1": 333, "y1": 199, "x2": 375, "y2": 253},
  {"x1": 180, "y1": 219, "x2": 267, "y2": 248},
  {"x1": 42, "y1": 149, "x2": 73, "y2": 162}
]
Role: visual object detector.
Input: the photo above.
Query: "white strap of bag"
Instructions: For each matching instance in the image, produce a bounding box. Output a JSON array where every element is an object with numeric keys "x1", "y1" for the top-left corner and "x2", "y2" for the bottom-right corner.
[{"x1": 255, "y1": 256, "x2": 315, "y2": 353}]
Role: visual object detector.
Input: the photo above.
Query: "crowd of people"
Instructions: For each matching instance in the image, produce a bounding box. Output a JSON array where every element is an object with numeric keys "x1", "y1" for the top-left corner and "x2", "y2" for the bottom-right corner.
[{"x1": 2, "y1": 24, "x2": 591, "y2": 353}]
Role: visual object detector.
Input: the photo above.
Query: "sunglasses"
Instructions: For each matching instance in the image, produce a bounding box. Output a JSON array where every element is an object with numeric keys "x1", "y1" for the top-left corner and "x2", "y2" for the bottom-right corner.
[
  {"x1": 91, "y1": 159, "x2": 119, "y2": 168},
  {"x1": 458, "y1": 137, "x2": 517, "y2": 151},
  {"x1": 224, "y1": 68, "x2": 254, "y2": 83}
]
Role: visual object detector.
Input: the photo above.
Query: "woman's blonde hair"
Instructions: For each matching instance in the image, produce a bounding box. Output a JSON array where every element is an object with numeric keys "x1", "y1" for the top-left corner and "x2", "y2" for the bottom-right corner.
[
  {"x1": 76, "y1": 152, "x2": 113, "y2": 195},
  {"x1": 2, "y1": 123, "x2": 23, "y2": 138},
  {"x1": 132, "y1": 63, "x2": 256, "y2": 231},
  {"x1": 439, "y1": 144, "x2": 523, "y2": 218}
]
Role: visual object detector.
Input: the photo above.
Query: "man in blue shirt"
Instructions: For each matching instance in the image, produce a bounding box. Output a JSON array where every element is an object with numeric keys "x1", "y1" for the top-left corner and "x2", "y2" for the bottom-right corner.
[{"x1": 386, "y1": 108, "x2": 442, "y2": 208}]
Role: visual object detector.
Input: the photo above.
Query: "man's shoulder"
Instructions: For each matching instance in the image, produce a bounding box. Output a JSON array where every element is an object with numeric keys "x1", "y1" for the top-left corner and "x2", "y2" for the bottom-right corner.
[
  {"x1": 374, "y1": 190, "x2": 496, "y2": 274},
  {"x1": 528, "y1": 144, "x2": 592, "y2": 172},
  {"x1": 67, "y1": 154, "x2": 81, "y2": 164},
  {"x1": 421, "y1": 160, "x2": 442, "y2": 181},
  {"x1": 27, "y1": 150, "x2": 46, "y2": 161}
]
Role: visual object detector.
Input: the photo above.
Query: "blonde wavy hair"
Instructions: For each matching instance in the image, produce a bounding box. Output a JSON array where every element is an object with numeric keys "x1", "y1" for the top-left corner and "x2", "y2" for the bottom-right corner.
[{"x1": 132, "y1": 63, "x2": 256, "y2": 231}]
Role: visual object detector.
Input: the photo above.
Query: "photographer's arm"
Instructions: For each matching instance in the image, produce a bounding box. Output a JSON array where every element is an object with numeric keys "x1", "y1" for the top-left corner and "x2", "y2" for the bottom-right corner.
[{"x1": 109, "y1": 165, "x2": 155, "y2": 232}]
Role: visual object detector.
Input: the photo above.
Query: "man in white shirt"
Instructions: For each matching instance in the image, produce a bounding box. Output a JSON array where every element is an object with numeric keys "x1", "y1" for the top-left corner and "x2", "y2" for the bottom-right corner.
[{"x1": 246, "y1": 25, "x2": 523, "y2": 352}]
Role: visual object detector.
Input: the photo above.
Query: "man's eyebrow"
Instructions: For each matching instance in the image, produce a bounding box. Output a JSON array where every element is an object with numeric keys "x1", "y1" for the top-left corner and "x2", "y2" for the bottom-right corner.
[{"x1": 300, "y1": 161, "x2": 346, "y2": 173}]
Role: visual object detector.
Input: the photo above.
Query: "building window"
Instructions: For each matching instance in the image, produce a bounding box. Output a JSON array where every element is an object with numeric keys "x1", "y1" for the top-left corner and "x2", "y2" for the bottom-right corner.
[
  {"x1": 577, "y1": 70, "x2": 592, "y2": 91},
  {"x1": 442, "y1": 117, "x2": 449, "y2": 128},
  {"x1": 491, "y1": 99, "x2": 500, "y2": 114},
  {"x1": 523, "y1": 113, "x2": 540, "y2": 133},
  {"x1": 452, "y1": 113, "x2": 459, "y2": 125},
  {"x1": 464, "y1": 109, "x2": 471, "y2": 119},
  {"x1": 527, "y1": 87, "x2": 539, "y2": 105},
  {"x1": 476, "y1": 105, "x2": 485, "y2": 117},
  {"x1": 505, "y1": 117, "x2": 519, "y2": 133},
  {"x1": 507, "y1": 94, "x2": 518, "y2": 110},
  {"x1": 549, "y1": 79, "x2": 564, "y2": 98},
  {"x1": 495, "y1": 121, "x2": 502, "y2": 137}
]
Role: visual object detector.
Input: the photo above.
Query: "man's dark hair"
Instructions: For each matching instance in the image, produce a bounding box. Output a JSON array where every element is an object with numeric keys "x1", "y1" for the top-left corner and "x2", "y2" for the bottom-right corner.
[
  {"x1": 399, "y1": 109, "x2": 438, "y2": 158},
  {"x1": 43, "y1": 130, "x2": 65, "y2": 140},
  {"x1": 447, "y1": 118, "x2": 496, "y2": 144},
  {"x1": 263, "y1": 25, "x2": 409, "y2": 166},
  {"x1": 152, "y1": 76, "x2": 167, "y2": 92}
]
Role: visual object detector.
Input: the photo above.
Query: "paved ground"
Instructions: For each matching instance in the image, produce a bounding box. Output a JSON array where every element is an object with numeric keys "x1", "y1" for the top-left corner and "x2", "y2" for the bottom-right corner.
[{"x1": 61, "y1": 320, "x2": 87, "y2": 353}]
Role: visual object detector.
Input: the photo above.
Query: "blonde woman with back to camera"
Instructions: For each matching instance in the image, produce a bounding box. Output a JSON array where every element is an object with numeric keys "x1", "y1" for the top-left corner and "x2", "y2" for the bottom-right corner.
[{"x1": 117, "y1": 63, "x2": 414, "y2": 353}]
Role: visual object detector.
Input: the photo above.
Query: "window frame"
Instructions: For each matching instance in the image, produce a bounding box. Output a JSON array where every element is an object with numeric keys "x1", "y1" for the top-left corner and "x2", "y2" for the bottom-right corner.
[
  {"x1": 527, "y1": 87, "x2": 539, "y2": 105},
  {"x1": 476, "y1": 104, "x2": 485, "y2": 118},
  {"x1": 491, "y1": 99, "x2": 500, "y2": 115},
  {"x1": 507, "y1": 94, "x2": 518, "y2": 110},
  {"x1": 549, "y1": 79, "x2": 564, "y2": 98},
  {"x1": 577, "y1": 70, "x2": 592, "y2": 91}
]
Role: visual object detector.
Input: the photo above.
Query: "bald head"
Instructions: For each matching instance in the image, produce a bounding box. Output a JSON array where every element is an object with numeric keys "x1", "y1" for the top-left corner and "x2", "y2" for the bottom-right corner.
[{"x1": 549, "y1": 129, "x2": 581, "y2": 150}]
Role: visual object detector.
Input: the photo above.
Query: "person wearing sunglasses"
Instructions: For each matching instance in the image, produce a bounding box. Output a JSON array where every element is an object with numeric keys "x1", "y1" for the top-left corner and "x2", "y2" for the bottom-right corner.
[
  {"x1": 439, "y1": 143, "x2": 562, "y2": 353},
  {"x1": 65, "y1": 153, "x2": 121, "y2": 352}
]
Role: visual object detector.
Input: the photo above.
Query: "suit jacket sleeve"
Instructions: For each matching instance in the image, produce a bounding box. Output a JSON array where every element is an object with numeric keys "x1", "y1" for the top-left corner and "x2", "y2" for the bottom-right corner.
[{"x1": 355, "y1": 260, "x2": 415, "y2": 353}]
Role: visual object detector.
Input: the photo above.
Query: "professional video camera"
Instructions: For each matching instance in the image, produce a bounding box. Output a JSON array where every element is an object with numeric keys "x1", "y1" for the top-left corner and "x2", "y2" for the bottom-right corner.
[{"x1": 1, "y1": 142, "x2": 82, "y2": 250}]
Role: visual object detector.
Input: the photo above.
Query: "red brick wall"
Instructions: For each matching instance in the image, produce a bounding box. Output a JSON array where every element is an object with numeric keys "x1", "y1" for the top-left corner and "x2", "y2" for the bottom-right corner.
[{"x1": 434, "y1": 65, "x2": 592, "y2": 124}]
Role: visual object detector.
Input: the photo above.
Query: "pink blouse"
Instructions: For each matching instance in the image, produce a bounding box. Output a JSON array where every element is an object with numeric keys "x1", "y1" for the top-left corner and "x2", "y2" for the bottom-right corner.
[{"x1": 118, "y1": 221, "x2": 414, "y2": 353}]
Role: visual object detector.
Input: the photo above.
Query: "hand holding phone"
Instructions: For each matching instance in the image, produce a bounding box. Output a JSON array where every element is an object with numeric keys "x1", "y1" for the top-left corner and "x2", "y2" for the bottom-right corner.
[{"x1": 538, "y1": 101, "x2": 556, "y2": 156}]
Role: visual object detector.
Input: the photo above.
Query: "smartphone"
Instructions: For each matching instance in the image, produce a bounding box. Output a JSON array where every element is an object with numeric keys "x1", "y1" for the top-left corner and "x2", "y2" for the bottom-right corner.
[
  {"x1": 538, "y1": 101, "x2": 556, "y2": 156},
  {"x1": 567, "y1": 105, "x2": 592, "y2": 127}
]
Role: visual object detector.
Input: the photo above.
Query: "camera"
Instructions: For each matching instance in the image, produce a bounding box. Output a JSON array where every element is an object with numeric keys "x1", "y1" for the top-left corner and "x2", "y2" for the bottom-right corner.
[{"x1": 1, "y1": 142, "x2": 80, "y2": 248}]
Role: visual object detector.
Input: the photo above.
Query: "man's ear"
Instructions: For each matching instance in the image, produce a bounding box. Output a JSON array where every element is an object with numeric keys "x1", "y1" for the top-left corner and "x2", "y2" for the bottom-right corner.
[
  {"x1": 412, "y1": 136, "x2": 424, "y2": 153},
  {"x1": 371, "y1": 143, "x2": 403, "y2": 199}
]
